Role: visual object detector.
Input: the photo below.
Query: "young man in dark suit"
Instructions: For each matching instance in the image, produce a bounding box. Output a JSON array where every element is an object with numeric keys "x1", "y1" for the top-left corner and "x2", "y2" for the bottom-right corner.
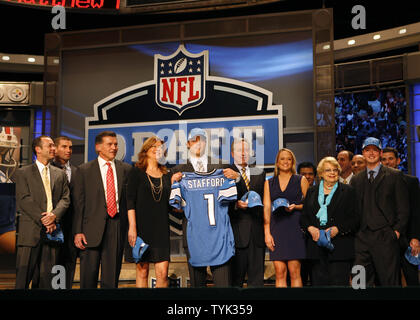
[
  {"x1": 350, "y1": 137, "x2": 409, "y2": 286},
  {"x1": 73, "y1": 131, "x2": 132, "y2": 288},
  {"x1": 228, "y1": 138, "x2": 266, "y2": 287},
  {"x1": 381, "y1": 147, "x2": 420, "y2": 286},
  {"x1": 171, "y1": 128, "x2": 236, "y2": 287},
  {"x1": 15, "y1": 135, "x2": 70, "y2": 289},
  {"x1": 51, "y1": 136, "x2": 79, "y2": 289}
]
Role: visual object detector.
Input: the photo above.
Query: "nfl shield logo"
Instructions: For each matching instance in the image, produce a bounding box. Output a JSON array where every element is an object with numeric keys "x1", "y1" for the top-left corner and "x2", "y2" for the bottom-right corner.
[{"x1": 155, "y1": 45, "x2": 207, "y2": 115}]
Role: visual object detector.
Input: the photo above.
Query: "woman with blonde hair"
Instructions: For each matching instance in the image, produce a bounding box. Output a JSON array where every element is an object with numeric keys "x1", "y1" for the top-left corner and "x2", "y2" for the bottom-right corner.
[
  {"x1": 264, "y1": 148, "x2": 309, "y2": 287},
  {"x1": 127, "y1": 136, "x2": 172, "y2": 287},
  {"x1": 300, "y1": 157, "x2": 359, "y2": 286}
]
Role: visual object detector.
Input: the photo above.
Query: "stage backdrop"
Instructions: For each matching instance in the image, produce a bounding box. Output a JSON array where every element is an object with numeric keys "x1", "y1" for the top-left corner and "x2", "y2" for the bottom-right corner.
[
  {"x1": 58, "y1": 14, "x2": 315, "y2": 255},
  {"x1": 60, "y1": 30, "x2": 314, "y2": 167}
]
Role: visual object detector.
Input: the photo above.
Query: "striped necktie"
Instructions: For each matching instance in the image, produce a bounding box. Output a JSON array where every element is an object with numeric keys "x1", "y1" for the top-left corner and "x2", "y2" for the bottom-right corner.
[
  {"x1": 42, "y1": 166, "x2": 53, "y2": 213},
  {"x1": 241, "y1": 167, "x2": 250, "y2": 190}
]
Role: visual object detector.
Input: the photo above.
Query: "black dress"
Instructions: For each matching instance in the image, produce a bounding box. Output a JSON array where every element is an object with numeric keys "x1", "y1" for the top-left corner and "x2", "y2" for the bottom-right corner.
[
  {"x1": 268, "y1": 174, "x2": 306, "y2": 261},
  {"x1": 127, "y1": 167, "x2": 171, "y2": 263}
]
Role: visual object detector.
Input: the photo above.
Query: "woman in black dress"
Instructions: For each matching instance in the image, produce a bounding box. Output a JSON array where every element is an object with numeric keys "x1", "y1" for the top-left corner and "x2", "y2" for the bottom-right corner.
[
  {"x1": 127, "y1": 136, "x2": 172, "y2": 288},
  {"x1": 263, "y1": 148, "x2": 309, "y2": 287}
]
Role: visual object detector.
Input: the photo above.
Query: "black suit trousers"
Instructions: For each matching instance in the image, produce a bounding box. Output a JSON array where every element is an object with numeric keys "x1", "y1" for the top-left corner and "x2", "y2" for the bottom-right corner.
[
  {"x1": 354, "y1": 228, "x2": 401, "y2": 286},
  {"x1": 79, "y1": 216, "x2": 123, "y2": 289},
  {"x1": 231, "y1": 237, "x2": 265, "y2": 287},
  {"x1": 15, "y1": 241, "x2": 59, "y2": 289},
  {"x1": 191, "y1": 260, "x2": 232, "y2": 287}
]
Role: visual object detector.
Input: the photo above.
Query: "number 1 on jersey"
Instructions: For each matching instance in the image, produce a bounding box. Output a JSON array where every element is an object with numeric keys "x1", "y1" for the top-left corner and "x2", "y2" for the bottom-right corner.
[{"x1": 203, "y1": 194, "x2": 216, "y2": 226}]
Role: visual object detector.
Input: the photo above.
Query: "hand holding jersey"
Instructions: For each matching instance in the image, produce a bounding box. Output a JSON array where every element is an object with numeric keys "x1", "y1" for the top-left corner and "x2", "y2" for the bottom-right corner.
[{"x1": 169, "y1": 169, "x2": 237, "y2": 267}]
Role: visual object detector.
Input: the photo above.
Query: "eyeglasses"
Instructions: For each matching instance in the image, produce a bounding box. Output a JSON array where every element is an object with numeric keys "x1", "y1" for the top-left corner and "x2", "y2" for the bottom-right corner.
[{"x1": 324, "y1": 168, "x2": 339, "y2": 174}]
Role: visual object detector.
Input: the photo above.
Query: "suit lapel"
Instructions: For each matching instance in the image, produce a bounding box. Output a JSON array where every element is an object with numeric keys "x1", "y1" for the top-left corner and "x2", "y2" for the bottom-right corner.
[
  {"x1": 115, "y1": 160, "x2": 124, "y2": 204},
  {"x1": 32, "y1": 164, "x2": 47, "y2": 210},
  {"x1": 93, "y1": 158, "x2": 107, "y2": 203},
  {"x1": 49, "y1": 165, "x2": 57, "y2": 193},
  {"x1": 327, "y1": 183, "x2": 343, "y2": 218},
  {"x1": 374, "y1": 166, "x2": 386, "y2": 189}
]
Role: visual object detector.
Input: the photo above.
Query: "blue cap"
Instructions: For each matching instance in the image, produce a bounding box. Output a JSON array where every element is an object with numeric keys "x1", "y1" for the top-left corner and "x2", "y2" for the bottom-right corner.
[
  {"x1": 132, "y1": 236, "x2": 149, "y2": 263},
  {"x1": 46, "y1": 224, "x2": 64, "y2": 243},
  {"x1": 241, "y1": 191, "x2": 263, "y2": 208},
  {"x1": 316, "y1": 229, "x2": 334, "y2": 251},
  {"x1": 188, "y1": 128, "x2": 207, "y2": 141},
  {"x1": 271, "y1": 197, "x2": 290, "y2": 212},
  {"x1": 404, "y1": 246, "x2": 420, "y2": 266},
  {"x1": 362, "y1": 137, "x2": 382, "y2": 150}
]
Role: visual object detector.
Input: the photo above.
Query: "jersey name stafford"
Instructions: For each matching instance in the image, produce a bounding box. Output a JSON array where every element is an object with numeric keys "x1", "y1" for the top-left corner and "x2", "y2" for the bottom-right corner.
[{"x1": 186, "y1": 176, "x2": 227, "y2": 189}]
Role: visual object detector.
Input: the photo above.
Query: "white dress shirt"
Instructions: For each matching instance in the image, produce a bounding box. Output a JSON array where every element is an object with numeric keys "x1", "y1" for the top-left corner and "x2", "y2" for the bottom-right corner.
[
  {"x1": 63, "y1": 161, "x2": 72, "y2": 183},
  {"x1": 98, "y1": 156, "x2": 119, "y2": 212},
  {"x1": 339, "y1": 172, "x2": 354, "y2": 184},
  {"x1": 190, "y1": 154, "x2": 208, "y2": 172},
  {"x1": 36, "y1": 160, "x2": 51, "y2": 182}
]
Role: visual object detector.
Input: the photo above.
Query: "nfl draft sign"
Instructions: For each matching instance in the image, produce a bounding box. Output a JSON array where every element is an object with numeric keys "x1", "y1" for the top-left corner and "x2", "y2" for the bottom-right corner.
[
  {"x1": 85, "y1": 44, "x2": 283, "y2": 169},
  {"x1": 155, "y1": 46, "x2": 206, "y2": 115}
]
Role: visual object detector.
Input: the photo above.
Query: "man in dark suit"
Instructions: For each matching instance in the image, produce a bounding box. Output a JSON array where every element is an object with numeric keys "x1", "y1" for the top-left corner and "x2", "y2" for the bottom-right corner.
[
  {"x1": 350, "y1": 137, "x2": 409, "y2": 286},
  {"x1": 171, "y1": 128, "x2": 235, "y2": 287},
  {"x1": 15, "y1": 135, "x2": 70, "y2": 289},
  {"x1": 381, "y1": 147, "x2": 420, "y2": 286},
  {"x1": 73, "y1": 131, "x2": 132, "y2": 288},
  {"x1": 51, "y1": 136, "x2": 79, "y2": 289},
  {"x1": 228, "y1": 138, "x2": 266, "y2": 287}
]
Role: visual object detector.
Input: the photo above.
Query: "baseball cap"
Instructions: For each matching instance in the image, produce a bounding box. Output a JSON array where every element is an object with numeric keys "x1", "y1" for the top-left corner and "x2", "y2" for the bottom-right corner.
[
  {"x1": 362, "y1": 137, "x2": 382, "y2": 150},
  {"x1": 271, "y1": 197, "x2": 290, "y2": 212},
  {"x1": 132, "y1": 236, "x2": 149, "y2": 263},
  {"x1": 240, "y1": 191, "x2": 263, "y2": 207},
  {"x1": 404, "y1": 246, "x2": 420, "y2": 266},
  {"x1": 46, "y1": 224, "x2": 64, "y2": 243},
  {"x1": 188, "y1": 128, "x2": 207, "y2": 141},
  {"x1": 316, "y1": 229, "x2": 335, "y2": 251}
]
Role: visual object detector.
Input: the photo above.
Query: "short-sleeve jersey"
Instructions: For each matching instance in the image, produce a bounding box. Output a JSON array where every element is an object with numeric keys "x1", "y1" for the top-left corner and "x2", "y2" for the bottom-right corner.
[{"x1": 169, "y1": 169, "x2": 237, "y2": 267}]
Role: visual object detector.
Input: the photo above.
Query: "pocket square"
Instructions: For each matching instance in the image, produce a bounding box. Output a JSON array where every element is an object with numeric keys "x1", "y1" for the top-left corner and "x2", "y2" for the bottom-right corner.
[
  {"x1": 46, "y1": 224, "x2": 64, "y2": 243},
  {"x1": 132, "y1": 236, "x2": 149, "y2": 263}
]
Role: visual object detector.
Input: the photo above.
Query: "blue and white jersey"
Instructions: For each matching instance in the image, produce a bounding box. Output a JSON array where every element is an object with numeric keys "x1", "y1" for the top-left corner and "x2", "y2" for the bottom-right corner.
[{"x1": 169, "y1": 169, "x2": 237, "y2": 267}]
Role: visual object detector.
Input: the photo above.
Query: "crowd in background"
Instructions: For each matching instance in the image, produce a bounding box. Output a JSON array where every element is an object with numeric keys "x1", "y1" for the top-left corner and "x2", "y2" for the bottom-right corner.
[{"x1": 335, "y1": 88, "x2": 407, "y2": 172}]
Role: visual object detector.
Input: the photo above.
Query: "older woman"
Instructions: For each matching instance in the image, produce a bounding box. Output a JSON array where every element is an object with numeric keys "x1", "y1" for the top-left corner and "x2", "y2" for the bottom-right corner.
[
  {"x1": 264, "y1": 148, "x2": 309, "y2": 287},
  {"x1": 300, "y1": 157, "x2": 359, "y2": 286},
  {"x1": 127, "y1": 136, "x2": 172, "y2": 288}
]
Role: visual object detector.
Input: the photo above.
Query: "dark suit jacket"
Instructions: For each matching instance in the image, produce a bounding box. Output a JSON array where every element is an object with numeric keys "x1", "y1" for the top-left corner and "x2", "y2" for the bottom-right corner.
[
  {"x1": 73, "y1": 158, "x2": 132, "y2": 248},
  {"x1": 228, "y1": 165, "x2": 265, "y2": 248},
  {"x1": 51, "y1": 161, "x2": 78, "y2": 243},
  {"x1": 402, "y1": 174, "x2": 420, "y2": 241},
  {"x1": 300, "y1": 182, "x2": 359, "y2": 260},
  {"x1": 15, "y1": 163, "x2": 70, "y2": 247},
  {"x1": 170, "y1": 157, "x2": 229, "y2": 248},
  {"x1": 350, "y1": 166, "x2": 409, "y2": 234}
]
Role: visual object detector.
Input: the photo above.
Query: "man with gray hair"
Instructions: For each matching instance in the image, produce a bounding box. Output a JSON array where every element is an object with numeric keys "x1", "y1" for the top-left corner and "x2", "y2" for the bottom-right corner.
[{"x1": 228, "y1": 138, "x2": 266, "y2": 287}]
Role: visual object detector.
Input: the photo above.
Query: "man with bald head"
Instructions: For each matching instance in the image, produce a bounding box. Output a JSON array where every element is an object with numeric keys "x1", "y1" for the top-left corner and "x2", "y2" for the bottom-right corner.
[
  {"x1": 337, "y1": 150, "x2": 354, "y2": 184},
  {"x1": 351, "y1": 154, "x2": 367, "y2": 175}
]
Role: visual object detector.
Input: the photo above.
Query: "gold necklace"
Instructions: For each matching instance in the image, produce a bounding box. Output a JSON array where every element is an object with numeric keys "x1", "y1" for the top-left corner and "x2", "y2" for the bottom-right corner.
[{"x1": 147, "y1": 173, "x2": 163, "y2": 202}]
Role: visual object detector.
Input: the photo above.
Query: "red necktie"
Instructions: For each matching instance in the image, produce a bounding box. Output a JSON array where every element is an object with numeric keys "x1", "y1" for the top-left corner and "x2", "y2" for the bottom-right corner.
[{"x1": 106, "y1": 162, "x2": 117, "y2": 218}]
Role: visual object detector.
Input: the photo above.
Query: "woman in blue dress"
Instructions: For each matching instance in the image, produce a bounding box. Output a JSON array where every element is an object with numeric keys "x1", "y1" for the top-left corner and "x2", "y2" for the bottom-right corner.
[{"x1": 264, "y1": 148, "x2": 309, "y2": 287}]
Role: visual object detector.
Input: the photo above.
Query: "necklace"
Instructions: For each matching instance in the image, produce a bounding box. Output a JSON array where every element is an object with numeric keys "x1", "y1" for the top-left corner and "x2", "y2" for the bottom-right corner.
[
  {"x1": 324, "y1": 183, "x2": 335, "y2": 190},
  {"x1": 147, "y1": 173, "x2": 163, "y2": 202}
]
